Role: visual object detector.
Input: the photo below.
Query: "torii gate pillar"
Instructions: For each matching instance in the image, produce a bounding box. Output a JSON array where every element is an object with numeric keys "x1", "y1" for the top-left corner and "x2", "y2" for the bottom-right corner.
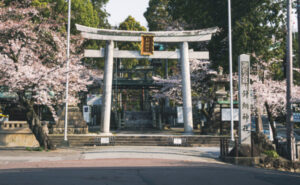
[
  {"x1": 180, "y1": 42, "x2": 193, "y2": 134},
  {"x1": 101, "y1": 40, "x2": 114, "y2": 134}
]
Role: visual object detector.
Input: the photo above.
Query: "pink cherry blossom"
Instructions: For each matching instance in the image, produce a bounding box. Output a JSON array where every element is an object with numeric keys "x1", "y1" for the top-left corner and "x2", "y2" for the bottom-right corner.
[{"x1": 0, "y1": 4, "x2": 94, "y2": 121}]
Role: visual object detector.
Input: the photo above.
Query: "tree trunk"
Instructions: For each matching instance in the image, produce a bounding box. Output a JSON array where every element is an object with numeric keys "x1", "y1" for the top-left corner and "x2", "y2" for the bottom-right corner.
[
  {"x1": 18, "y1": 93, "x2": 54, "y2": 150},
  {"x1": 265, "y1": 102, "x2": 278, "y2": 148},
  {"x1": 201, "y1": 103, "x2": 215, "y2": 133},
  {"x1": 202, "y1": 109, "x2": 211, "y2": 125}
]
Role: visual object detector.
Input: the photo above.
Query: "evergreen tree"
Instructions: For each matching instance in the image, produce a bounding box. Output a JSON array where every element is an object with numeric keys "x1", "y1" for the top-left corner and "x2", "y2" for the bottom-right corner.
[
  {"x1": 26, "y1": 0, "x2": 109, "y2": 32},
  {"x1": 118, "y1": 16, "x2": 148, "y2": 70},
  {"x1": 144, "y1": 0, "x2": 173, "y2": 31},
  {"x1": 146, "y1": 0, "x2": 287, "y2": 77},
  {"x1": 90, "y1": 0, "x2": 110, "y2": 28}
]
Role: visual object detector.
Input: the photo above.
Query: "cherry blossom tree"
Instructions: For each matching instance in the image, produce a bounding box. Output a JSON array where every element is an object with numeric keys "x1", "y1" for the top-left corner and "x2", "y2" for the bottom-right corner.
[
  {"x1": 0, "y1": 1, "x2": 93, "y2": 122},
  {"x1": 152, "y1": 59, "x2": 218, "y2": 104},
  {"x1": 153, "y1": 56, "x2": 300, "y2": 138},
  {"x1": 152, "y1": 59, "x2": 221, "y2": 129},
  {"x1": 251, "y1": 64, "x2": 300, "y2": 146}
]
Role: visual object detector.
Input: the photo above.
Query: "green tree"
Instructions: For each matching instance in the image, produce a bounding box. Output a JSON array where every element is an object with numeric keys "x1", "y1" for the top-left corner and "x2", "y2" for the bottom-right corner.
[
  {"x1": 119, "y1": 16, "x2": 147, "y2": 32},
  {"x1": 90, "y1": 0, "x2": 110, "y2": 28},
  {"x1": 28, "y1": 0, "x2": 109, "y2": 32},
  {"x1": 144, "y1": 0, "x2": 173, "y2": 31},
  {"x1": 158, "y1": 0, "x2": 287, "y2": 77},
  {"x1": 118, "y1": 16, "x2": 147, "y2": 70},
  {"x1": 71, "y1": 0, "x2": 100, "y2": 28}
]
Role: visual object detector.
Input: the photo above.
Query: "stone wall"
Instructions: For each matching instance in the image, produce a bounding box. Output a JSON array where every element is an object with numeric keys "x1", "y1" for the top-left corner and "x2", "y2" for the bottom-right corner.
[{"x1": 0, "y1": 121, "x2": 39, "y2": 147}]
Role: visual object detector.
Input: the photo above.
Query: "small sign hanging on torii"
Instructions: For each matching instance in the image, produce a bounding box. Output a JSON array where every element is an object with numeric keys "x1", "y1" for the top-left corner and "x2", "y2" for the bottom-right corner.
[{"x1": 141, "y1": 35, "x2": 154, "y2": 55}]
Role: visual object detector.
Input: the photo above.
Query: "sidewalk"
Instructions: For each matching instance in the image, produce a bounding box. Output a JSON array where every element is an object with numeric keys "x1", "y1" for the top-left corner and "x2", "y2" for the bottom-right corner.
[{"x1": 0, "y1": 146, "x2": 222, "y2": 169}]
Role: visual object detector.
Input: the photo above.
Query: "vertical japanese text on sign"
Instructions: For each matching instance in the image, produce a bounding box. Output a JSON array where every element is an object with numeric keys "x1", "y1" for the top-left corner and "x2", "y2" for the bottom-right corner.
[
  {"x1": 141, "y1": 35, "x2": 154, "y2": 55},
  {"x1": 238, "y1": 54, "x2": 251, "y2": 145}
]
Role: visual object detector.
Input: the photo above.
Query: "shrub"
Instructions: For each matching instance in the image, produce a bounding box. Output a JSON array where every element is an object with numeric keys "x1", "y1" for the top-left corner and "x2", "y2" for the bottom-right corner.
[{"x1": 264, "y1": 150, "x2": 279, "y2": 158}]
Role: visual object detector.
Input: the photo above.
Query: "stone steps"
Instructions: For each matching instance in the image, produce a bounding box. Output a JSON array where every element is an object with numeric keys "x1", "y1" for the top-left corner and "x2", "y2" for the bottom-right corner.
[{"x1": 48, "y1": 135, "x2": 227, "y2": 147}]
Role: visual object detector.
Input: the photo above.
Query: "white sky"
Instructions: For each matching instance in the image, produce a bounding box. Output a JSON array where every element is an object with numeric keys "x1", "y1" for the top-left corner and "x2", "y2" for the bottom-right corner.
[{"x1": 105, "y1": 0, "x2": 149, "y2": 28}]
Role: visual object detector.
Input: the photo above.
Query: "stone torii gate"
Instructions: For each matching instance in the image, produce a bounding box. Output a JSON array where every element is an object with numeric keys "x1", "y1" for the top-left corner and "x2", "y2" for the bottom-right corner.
[{"x1": 76, "y1": 24, "x2": 217, "y2": 135}]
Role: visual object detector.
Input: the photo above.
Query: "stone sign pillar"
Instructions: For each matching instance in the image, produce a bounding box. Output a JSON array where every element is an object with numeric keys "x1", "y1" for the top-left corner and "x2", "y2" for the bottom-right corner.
[
  {"x1": 101, "y1": 40, "x2": 114, "y2": 134},
  {"x1": 238, "y1": 54, "x2": 251, "y2": 145},
  {"x1": 180, "y1": 42, "x2": 193, "y2": 134}
]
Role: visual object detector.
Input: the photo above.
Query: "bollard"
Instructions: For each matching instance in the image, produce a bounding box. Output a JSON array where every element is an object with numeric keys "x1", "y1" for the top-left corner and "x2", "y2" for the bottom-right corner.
[
  {"x1": 220, "y1": 138, "x2": 224, "y2": 157},
  {"x1": 235, "y1": 138, "x2": 239, "y2": 157}
]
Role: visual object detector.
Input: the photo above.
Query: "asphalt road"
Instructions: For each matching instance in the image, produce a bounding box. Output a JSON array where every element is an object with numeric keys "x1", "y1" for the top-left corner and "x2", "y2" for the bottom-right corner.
[
  {"x1": 0, "y1": 160, "x2": 299, "y2": 185},
  {"x1": 0, "y1": 146, "x2": 299, "y2": 185}
]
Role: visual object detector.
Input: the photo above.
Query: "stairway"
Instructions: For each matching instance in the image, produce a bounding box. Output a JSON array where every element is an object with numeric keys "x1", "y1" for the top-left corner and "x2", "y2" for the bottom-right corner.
[
  {"x1": 48, "y1": 134, "x2": 227, "y2": 147},
  {"x1": 124, "y1": 111, "x2": 153, "y2": 129}
]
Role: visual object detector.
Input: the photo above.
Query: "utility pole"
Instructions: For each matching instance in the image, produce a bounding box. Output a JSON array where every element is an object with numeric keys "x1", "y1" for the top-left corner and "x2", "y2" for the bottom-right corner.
[
  {"x1": 64, "y1": 0, "x2": 71, "y2": 142},
  {"x1": 228, "y1": 0, "x2": 234, "y2": 141},
  {"x1": 286, "y1": 0, "x2": 295, "y2": 161},
  {"x1": 298, "y1": 0, "x2": 300, "y2": 68}
]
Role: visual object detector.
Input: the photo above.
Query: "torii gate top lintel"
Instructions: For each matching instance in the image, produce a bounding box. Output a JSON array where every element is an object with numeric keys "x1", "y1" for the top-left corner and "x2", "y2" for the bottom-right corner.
[
  {"x1": 76, "y1": 24, "x2": 218, "y2": 43},
  {"x1": 76, "y1": 24, "x2": 218, "y2": 60}
]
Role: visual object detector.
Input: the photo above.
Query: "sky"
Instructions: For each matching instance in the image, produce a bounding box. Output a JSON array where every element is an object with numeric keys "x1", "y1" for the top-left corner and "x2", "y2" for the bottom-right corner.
[{"x1": 105, "y1": 0, "x2": 149, "y2": 28}]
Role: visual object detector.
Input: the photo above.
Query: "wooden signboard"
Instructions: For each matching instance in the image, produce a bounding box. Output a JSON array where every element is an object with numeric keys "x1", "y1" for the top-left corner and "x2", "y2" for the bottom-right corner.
[{"x1": 141, "y1": 35, "x2": 154, "y2": 55}]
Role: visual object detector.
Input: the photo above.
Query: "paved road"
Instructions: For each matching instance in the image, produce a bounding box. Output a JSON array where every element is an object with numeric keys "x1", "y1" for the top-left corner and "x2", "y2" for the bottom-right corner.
[{"x1": 0, "y1": 146, "x2": 299, "y2": 185}]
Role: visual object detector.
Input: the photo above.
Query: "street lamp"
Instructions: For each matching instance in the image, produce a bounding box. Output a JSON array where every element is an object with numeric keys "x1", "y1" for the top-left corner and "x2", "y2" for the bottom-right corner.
[{"x1": 64, "y1": 0, "x2": 71, "y2": 142}]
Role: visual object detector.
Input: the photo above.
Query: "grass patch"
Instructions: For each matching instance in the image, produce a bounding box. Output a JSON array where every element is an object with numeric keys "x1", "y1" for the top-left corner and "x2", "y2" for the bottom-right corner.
[{"x1": 25, "y1": 147, "x2": 44, "y2": 152}]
